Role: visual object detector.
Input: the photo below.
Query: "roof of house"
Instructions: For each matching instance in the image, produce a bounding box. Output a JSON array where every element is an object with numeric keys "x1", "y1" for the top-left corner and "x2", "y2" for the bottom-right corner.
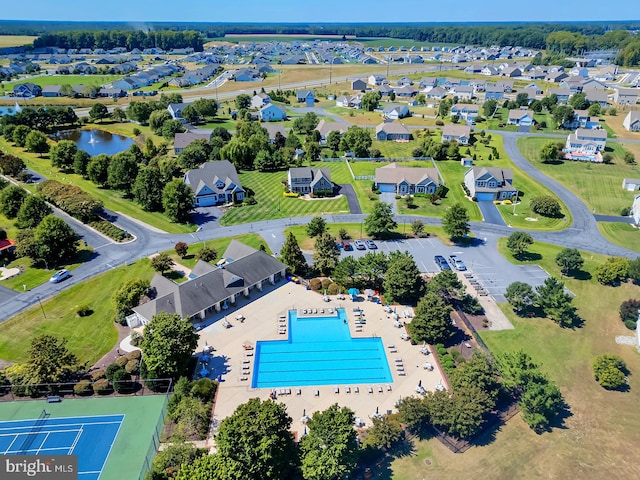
[
  {"x1": 184, "y1": 160, "x2": 244, "y2": 196},
  {"x1": 626, "y1": 111, "x2": 640, "y2": 122},
  {"x1": 615, "y1": 87, "x2": 639, "y2": 96},
  {"x1": 260, "y1": 103, "x2": 286, "y2": 114},
  {"x1": 262, "y1": 123, "x2": 286, "y2": 140},
  {"x1": 174, "y1": 131, "x2": 210, "y2": 150},
  {"x1": 508, "y1": 109, "x2": 535, "y2": 120},
  {"x1": 315, "y1": 119, "x2": 349, "y2": 137},
  {"x1": 575, "y1": 128, "x2": 607, "y2": 140},
  {"x1": 442, "y1": 124, "x2": 471, "y2": 137},
  {"x1": 451, "y1": 103, "x2": 480, "y2": 112},
  {"x1": 375, "y1": 163, "x2": 439, "y2": 185},
  {"x1": 289, "y1": 167, "x2": 332, "y2": 187},
  {"x1": 466, "y1": 167, "x2": 515, "y2": 192},
  {"x1": 382, "y1": 103, "x2": 408, "y2": 114},
  {"x1": 376, "y1": 121, "x2": 411, "y2": 135},
  {"x1": 583, "y1": 89, "x2": 609, "y2": 103},
  {"x1": 623, "y1": 178, "x2": 640, "y2": 185}
]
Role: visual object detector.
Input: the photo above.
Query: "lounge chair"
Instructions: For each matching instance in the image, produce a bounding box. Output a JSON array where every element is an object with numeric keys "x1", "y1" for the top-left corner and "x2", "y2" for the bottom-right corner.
[
  {"x1": 387, "y1": 344, "x2": 395, "y2": 349},
  {"x1": 345, "y1": 386, "x2": 351, "y2": 393},
  {"x1": 245, "y1": 352, "x2": 254, "y2": 356},
  {"x1": 334, "y1": 386, "x2": 339, "y2": 394},
  {"x1": 242, "y1": 359, "x2": 251, "y2": 364},
  {"x1": 296, "y1": 388, "x2": 301, "y2": 395},
  {"x1": 313, "y1": 308, "x2": 317, "y2": 314},
  {"x1": 395, "y1": 358, "x2": 403, "y2": 363},
  {"x1": 378, "y1": 386, "x2": 383, "y2": 393},
  {"x1": 387, "y1": 385, "x2": 392, "y2": 392},
  {"x1": 242, "y1": 366, "x2": 250, "y2": 370},
  {"x1": 354, "y1": 386, "x2": 359, "y2": 394},
  {"x1": 389, "y1": 348, "x2": 397, "y2": 353},
  {"x1": 398, "y1": 371, "x2": 406, "y2": 376},
  {"x1": 302, "y1": 309, "x2": 307, "y2": 314},
  {"x1": 239, "y1": 376, "x2": 248, "y2": 381},
  {"x1": 314, "y1": 389, "x2": 319, "y2": 396},
  {"x1": 320, "y1": 308, "x2": 324, "y2": 314},
  {"x1": 368, "y1": 386, "x2": 373, "y2": 394},
  {"x1": 286, "y1": 388, "x2": 291, "y2": 395},
  {"x1": 396, "y1": 366, "x2": 405, "y2": 371}
]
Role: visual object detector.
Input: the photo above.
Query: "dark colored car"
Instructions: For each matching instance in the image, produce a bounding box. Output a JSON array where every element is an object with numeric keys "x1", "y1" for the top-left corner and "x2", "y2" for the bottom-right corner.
[
  {"x1": 434, "y1": 255, "x2": 451, "y2": 271},
  {"x1": 342, "y1": 240, "x2": 353, "y2": 251}
]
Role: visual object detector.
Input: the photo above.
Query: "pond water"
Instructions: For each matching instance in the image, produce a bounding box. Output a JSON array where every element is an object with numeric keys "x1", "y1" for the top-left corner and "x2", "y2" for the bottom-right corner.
[{"x1": 54, "y1": 129, "x2": 135, "y2": 156}]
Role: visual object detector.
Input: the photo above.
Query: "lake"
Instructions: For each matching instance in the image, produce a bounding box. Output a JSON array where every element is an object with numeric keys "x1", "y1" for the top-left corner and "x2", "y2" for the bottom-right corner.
[{"x1": 54, "y1": 129, "x2": 135, "y2": 156}]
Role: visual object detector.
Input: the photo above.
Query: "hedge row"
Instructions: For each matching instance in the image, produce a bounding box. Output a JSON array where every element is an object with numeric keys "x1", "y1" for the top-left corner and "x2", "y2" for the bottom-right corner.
[
  {"x1": 37, "y1": 180, "x2": 103, "y2": 222},
  {"x1": 88, "y1": 220, "x2": 132, "y2": 242}
]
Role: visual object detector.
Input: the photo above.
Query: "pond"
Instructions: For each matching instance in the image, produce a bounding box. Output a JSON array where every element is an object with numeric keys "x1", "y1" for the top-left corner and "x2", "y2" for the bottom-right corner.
[{"x1": 54, "y1": 129, "x2": 135, "y2": 156}]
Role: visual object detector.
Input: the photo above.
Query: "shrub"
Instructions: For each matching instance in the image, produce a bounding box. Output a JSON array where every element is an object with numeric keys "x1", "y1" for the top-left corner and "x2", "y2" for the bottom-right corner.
[
  {"x1": 620, "y1": 299, "x2": 640, "y2": 323},
  {"x1": 624, "y1": 319, "x2": 637, "y2": 330},
  {"x1": 321, "y1": 278, "x2": 332, "y2": 290},
  {"x1": 130, "y1": 331, "x2": 142, "y2": 347},
  {"x1": 593, "y1": 354, "x2": 627, "y2": 390},
  {"x1": 132, "y1": 127, "x2": 141, "y2": 136},
  {"x1": 90, "y1": 369, "x2": 106, "y2": 381},
  {"x1": 621, "y1": 207, "x2": 631, "y2": 216},
  {"x1": 112, "y1": 369, "x2": 132, "y2": 393},
  {"x1": 93, "y1": 378, "x2": 111, "y2": 395},
  {"x1": 37, "y1": 180, "x2": 103, "y2": 223},
  {"x1": 115, "y1": 310, "x2": 128, "y2": 326},
  {"x1": 596, "y1": 257, "x2": 630, "y2": 286},
  {"x1": 530, "y1": 196, "x2": 562, "y2": 217},
  {"x1": 244, "y1": 197, "x2": 257, "y2": 205},
  {"x1": 75, "y1": 304, "x2": 93, "y2": 317},
  {"x1": 190, "y1": 378, "x2": 217, "y2": 402},
  {"x1": 309, "y1": 278, "x2": 322, "y2": 291},
  {"x1": 127, "y1": 349, "x2": 142, "y2": 361},
  {"x1": 88, "y1": 220, "x2": 131, "y2": 242},
  {"x1": 435, "y1": 119, "x2": 444, "y2": 126},
  {"x1": 114, "y1": 356, "x2": 129, "y2": 368},
  {"x1": 105, "y1": 364, "x2": 124, "y2": 381},
  {"x1": 125, "y1": 359, "x2": 140, "y2": 375},
  {"x1": 602, "y1": 153, "x2": 613, "y2": 164},
  {"x1": 74, "y1": 380, "x2": 93, "y2": 396},
  {"x1": 327, "y1": 283, "x2": 341, "y2": 295}
]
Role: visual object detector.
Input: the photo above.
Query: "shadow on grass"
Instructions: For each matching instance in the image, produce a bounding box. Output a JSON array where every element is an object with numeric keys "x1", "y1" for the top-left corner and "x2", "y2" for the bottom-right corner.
[
  {"x1": 514, "y1": 251, "x2": 542, "y2": 262},
  {"x1": 566, "y1": 269, "x2": 592, "y2": 281}
]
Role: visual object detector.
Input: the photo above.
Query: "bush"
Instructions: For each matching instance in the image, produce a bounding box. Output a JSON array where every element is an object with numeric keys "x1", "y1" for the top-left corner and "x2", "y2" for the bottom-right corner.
[
  {"x1": 624, "y1": 319, "x2": 637, "y2": 330},
  {"x1": 132, "y1": 127, "x2": 141, "y2": 136},
  {"x1": 619, "y1": 299, "x2": 640, "y2": 323},
  {"x1": 105, "y1": 364, "x2": 124, "y2": 381},
  {"x1": 125, "y1": 359, "x2": 140, "y2": 375},
  {"x1": 621, "y1": 207, "x2": 631, "y2": 216},
  {"x1": 127, "y1": 349, "x2": 142, "y2": 361},
  {"x1": 309, "y1": 278, "x2": 322, "y2": 291},
  {"x1": 93, "y1": 378, "x2": 111, "y2": 395},
  {"x1": 130, "y1": 331, "x2": 142, "y2": 347},
  {"x1": 90, "y1": 369, "x2": 106, "y2": 381},
  {"x1": 114, "y1": 356, "x2": 129, "y2": 368},
  {"x1": 112, "y1": 369, "x2": 132, "y2": 393},
  {"x1": 321, "y1": 278, "x2": 332, "y2": 290},
  {"x1": 435, "y1": 119, "x2": 444, "y2": 126},
  {"x1": 190, "y1": 378, "x2": 217, "y2": 402},
  {"x1": 244, "y1": 197, "x2": 257, "y2": 205},
  {"x1": 37, "y1": 180, "x2": 103, "y2": 223},
  {"x1": 115, "y1": 310, "x2": 128, "y2": 326},
  {"x1": 76, "y1": 305, "x2": 93, "y2": 317},
  {"x1": 460, "y1": 294, "x2": 484, "y2": 315},
  {"x1": 596, "y1": 257, "x2": 630, "y2": 286},
  {"x1": 593, "y1": 354, "x2": 627, "y2": 390},
  {"x1": 88, "y1": 220, "x2": 131, "y2": 242},
  {"x1": 327, "y1": 283, "x2": 341, "y2": 295},
  {"x1": 74, "y1": 380, "x2": 93, "y2": 396},
  {"x1": 530, "y1": 196, "x2": 562, "y2": 217}
]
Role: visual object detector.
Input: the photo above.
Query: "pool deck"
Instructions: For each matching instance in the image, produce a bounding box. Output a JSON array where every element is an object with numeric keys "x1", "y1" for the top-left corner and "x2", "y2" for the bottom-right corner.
[{"x1": 196, "y1": 281, "x2": 445, "y2": 436}]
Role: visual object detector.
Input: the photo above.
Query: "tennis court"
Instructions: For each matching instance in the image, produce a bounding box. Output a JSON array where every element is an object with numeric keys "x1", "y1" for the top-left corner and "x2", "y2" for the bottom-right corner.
[
  {"x1": 0, "y1": 395, "x2": 167, "y2": 480},
  {"x1": 0, "y1": 412, "x2": 123, "y2": 480}
]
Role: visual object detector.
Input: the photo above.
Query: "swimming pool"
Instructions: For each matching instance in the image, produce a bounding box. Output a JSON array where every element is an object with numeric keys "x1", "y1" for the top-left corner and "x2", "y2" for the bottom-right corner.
[{"x1": 252, "y1": 308, "x2": 392, "y2": 388}]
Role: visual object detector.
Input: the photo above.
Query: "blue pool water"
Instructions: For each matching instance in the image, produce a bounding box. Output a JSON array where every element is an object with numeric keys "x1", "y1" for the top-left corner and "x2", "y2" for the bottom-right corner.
[{"x1": 252, "y1": 309, "x2": 392, "y2": 388}]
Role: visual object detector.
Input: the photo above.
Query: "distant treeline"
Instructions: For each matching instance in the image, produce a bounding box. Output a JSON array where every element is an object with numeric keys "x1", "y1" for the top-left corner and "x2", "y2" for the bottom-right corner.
[{"x1": 32, "y1": 30, "x2": 205, "y2": 52}]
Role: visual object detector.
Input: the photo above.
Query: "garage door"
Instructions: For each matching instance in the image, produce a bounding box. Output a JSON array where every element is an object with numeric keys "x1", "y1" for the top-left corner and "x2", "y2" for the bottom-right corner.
[
  {"x1": 476, "y1": 192, "x2": 495, "y2": 201},
  {"x1": 197, "y1": 196, "x2": 217, "y2": 207},
  {"x1": 378, "y1": 183, "x2": 396, "y2": 193}
]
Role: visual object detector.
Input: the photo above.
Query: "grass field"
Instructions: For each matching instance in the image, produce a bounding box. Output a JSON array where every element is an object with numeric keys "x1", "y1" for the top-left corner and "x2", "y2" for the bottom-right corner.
[
  {"x1": 391, "y1": 240, "x2": 640, "y2": 479},
  {"x1": 0, "y1": 396, "x2": 167, "y2": 480},
  {"x1": 4, "y1": 75, "x2": 121, "y2": 89},
  {"x1": 219, "y1": 162, "x2": 352, "y2": 225},
  {"x1": 518, "y1": 136, "x2": 640, "y2": 216},
  {"x1": 597, "y1": 221, "x2": 640, "y2": 252},
  {"x1": 168, "y1": 234, "x2": 269, "y2": 269},
  {"x1": 0, "y1": 35, "x2": 37, "y2": 48},
  {"x1": 0, "y1": 258, "x2": 153, "y2": 365}
]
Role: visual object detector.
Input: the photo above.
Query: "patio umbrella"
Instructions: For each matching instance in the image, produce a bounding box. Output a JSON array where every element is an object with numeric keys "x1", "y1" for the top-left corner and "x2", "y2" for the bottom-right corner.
[
  {"x1": 199, "y1": 367, "x2": 208, "y2": 377},
  {"x1": 348, "y1": 288, "x2": 359, "y2": 296},
  {"x1": 418, "y1": 379, "x2": 422, "y2": 388}
]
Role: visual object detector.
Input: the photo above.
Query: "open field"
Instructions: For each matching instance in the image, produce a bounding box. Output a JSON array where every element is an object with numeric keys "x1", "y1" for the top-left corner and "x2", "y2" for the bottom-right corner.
[
  {"x1": 601, "y1": 110, "x2": 640, "y2": 140},
  {"x1": 4, "y1": 75, "x2": 121, "y2": 89},
  {"x1": 597, "y1": 222, "x2": 640, "y2": 253},
  {"x1": 0, "y1": 35, "x2": 37, "y2": 48},
  {"x1": 391, "y1": 240, "x2": 640, "y2": 479},
  {"x1": 518, "y1": 136, "x2": 640, "y2": 217},
  {"x1": 0, "y1": 258, "x2": 153, "y2": 365}
]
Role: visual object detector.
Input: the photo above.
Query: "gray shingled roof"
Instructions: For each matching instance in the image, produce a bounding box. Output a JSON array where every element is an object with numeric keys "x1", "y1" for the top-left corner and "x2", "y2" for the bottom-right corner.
[{"x1": 184, "y1": 161, "x2": 244, "y2": 196}]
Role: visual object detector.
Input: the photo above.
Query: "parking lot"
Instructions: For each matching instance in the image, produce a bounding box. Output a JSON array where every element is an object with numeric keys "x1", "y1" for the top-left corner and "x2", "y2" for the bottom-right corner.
[{"x1": 337, "y1": 235, "x2": 550, "y2": 303}]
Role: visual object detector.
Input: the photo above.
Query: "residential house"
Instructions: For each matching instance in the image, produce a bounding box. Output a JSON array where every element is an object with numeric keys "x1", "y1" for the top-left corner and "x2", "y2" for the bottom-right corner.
[
  {"x1": 560, "y1": 77, "x2": 585, "y2": 94},
  {"x1": 0, "y1": 238, "x2": 16, "y2": 258},
  {"x1": 450, "y1": 103, "x2": 480, "y2": 122},
  {"x1": 262, "y1": 123, "x2": 286, "y2": 144},
  {"x1": 453, "y1": 85, "x2": 474, "y2": 100},
  {"x1": 174, "y1": 131, "x2": 211, "y2": 155},
  {"x1": 496, "y1": 80, "x2": 514, "y2": 92},
  {"x1": 382, "y1": 104, "x2": 410, "y2": 120},
  {"x1": 582, "y1": 78, "x2": 607, "y2": 90},
  {"x1": 99, "y1": 88, "x2": 127, "y2": 98},
  {"x1": 374, "y1": 163, "x2": 441, "y2": 194},
  {"x1": 393, "y1": 85, "x2": 418, "y2": 98},
  {"x1": 234, "y1": 68, "x2": 261, "y2": 82},
  {"x1": 287, "y1": 167, "x2": 333, "y2": 195},
  {"x1": 549, "y1": 88, "x2": 572, "y2": 104},
  {"x1": 315, "y1": 119, "x2": 349, "y2": 146},
  {"x1": 397, "y1": 76, "x2": 414, "y2": 86},
  {"x1": 419, "y1": 77, "x2": 438, "y2": 89},
  {"x1": 127, "y1": 241, "x2": 286, "y2": 327},
  {"x1": 351, "y1": 78, "x2": 367, "y2": 91},
  {"x1": 42, "y1": 85, "x2": 62, "y2": 97},
  {"x1": 623, "y1": 111, "x2": 640, "y2": 132},
  {"x1": 565, "y1": 128, "x2": 607, "y2": 162},
  {"x1": 375, "y1": 121, "x2": 412, "y2": 141},
  {"x1": 183, "y1": 160, "x2": 245, "y2": 206},
  {"x1": 424, "y1": 86, "x2": 447, "y2": 99},
  {"x1": 614, "y1": 88, "x2": 638, "y2": 106},
  {"x1": 481, "y1": 66, "x2": 499, "y2": 76},
  {"x1": 470, "y1": 79, "x2": 487, "y2": 93},
  {"x1": 375, "y1": 84, "x2": 393, "y2": 97},
  {"x1": 464, "y1": 167, "x2": 517, "y2": 201},
  {"x1": 484, "y1": 86, "x2": 504, "y2": 101},
  {"x1": 167, "y1": 103, "x2": 191, "y2": 123},
  {"x1": 500, "y1": 66, "x2": 522, "y2": 78},
  {"x1": 525, "y1": 82, "x2": 543, "y2": 95},
  {"x1": 441, "y1": 124, "x2": 472, "y2": 145},
  {"x1": 507, "y1": 109, "x2": 535, "y2": 126},
  {"x1": 13, "y1": 83, "x2": 41, "y2": 97},
  {"x1": 368, "y1": 75, "x2": 387, "y2": 86},
  {"x1": 259, "y1": 104, "x2": 287, "y2": 122},
  {"x1": 296, "y1": 90, "x2": 315, "y2": 107},
  {"x1": 251, "y1": 93, "x2": 271, "y2": 109},
  {"x1": 583, "y1": 89, "x2": 609, "y2": 107},
  {"x1": 546, "y1": 71, "x2": 568, "y2": 83},
  {"x1": 622, "y1": 178, "x2": 640, "y2": 191},
  {"x1": 632, "y1": 194, "x2": 640, "y2": 225},
  {"x1": 336, "y1": 94, "x2": 362, "y2": 109},
  {"x1": 563, "y1": 110, "x2": 597, "y2": 129}
]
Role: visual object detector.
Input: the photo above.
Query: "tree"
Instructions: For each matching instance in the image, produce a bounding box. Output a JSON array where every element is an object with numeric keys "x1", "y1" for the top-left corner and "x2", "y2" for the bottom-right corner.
[
  {"x1": 126, "y1": 101, "x2": 154, "y2": 124},
  {"x1": 442, "y1": 203, "x2": 470, "y2": 240},
  {"x1": 193, "y1": 98, "x2": 218, "y2": 119},
  {"x1": 341, "y1": 126, "x2": 372, "y2": 158},
  {"x1": 530, "y1": 195, "x2": 562, "y2": 217},
  {"x1": 87, "y1": 154, "x2": 110, "y2": 186},
  {"x1": 162, "y1": 119, "x2": 186, "y2": 140},
  {"x1": 214, "y1": 398, "x2": 298, "y2": 480},
  {"x1": 587, "y1": 102, "x2": 602, "y2": 117},
  {"x1": 24, "y1": 335, "x2": 80, "y2": 386},
  {"x1": 555, "y1": 248, "x2": 584, "y2": 276},
  {"x1": 31, "y1": 215, "x2": 78, "y2": 267},
  {"x1": 519, "y1": 379, "x2": 563, "y2": 432},
  {"x1": 515, "y1": 92, "x2": 530, "y2": 107},
  {"x1": 364, "y1": 414, "x2": 403, "y2": 450},
  {"x1": 595, "y1": 257, "x2": 630, "y2": 286},
  {"x1": 50, "y1": 140, "x2": 78, "y2": 170},
  {"x1": 24, "y1": 130, "x2": 49, "y2": 157},
  {"x1": 133, "y1": 166, "x2": 165, "y2": 211},
  {"x1": 482, "y1": 99, "x2": 498, "y2": 117},
  {"x1": 397, "y1": 396, "x2": 431, "y2": 434},
  {"x1": 89, "y1": 103, "x2": 109, "y2": 122},
  {"x1": 505, "y1": 281, "x2": 537, "y2": 315},
  {"x1": 535, "y1": 277, "x2": 576, "y2": 327},
  {"x1": 331, "y1": 256, "x2": 359, "y2": 289},
  {"x1": 415, "y1": 93, "x2": 426, "y2": 105},
  {"x1": 13, "y1": 125, "x2": 31, "y2": 147},
  {"x1": 16, "y1": 195, "x2": 51, "y2": 229},
  {"x1": 304, "y1": 142, "x2": 321, "y2": 162},
  {"x1": 507, "y1": 231, "x2": 534, "y2": 257},
  {"x1": 0, "y1": 185, "x2": 27, "y2": 218},
  {"x1": 539, "y1": 141, "x2": 559, "y2": 163},
  {"x1": 408, "y1": 292, "x2": 454, "y2": 344},
  {"x1": 300, "y1": 403, "x2": 358, "y2": 480},
  {"x1": 361, "y1": 91, "x2": 381, "y2": 111},
  {"x1": 110, "y1": 106, "x2": 126, "y2": 122},
  {"x1": 326, "y1": 130, "x2": 342, "y2": 151},
  {"x1": 107, "y1": 151, "x2": 139, "y2": 194},
  {"x1": 162, "y1": 179, "x2": 194, "y2": 223},
  {"x1": 313, "y1": 232, "x2": 340, "y2": 276},
  {"x1": 73, "y1": 150, "x2": 91, "y2": 176},
  {"x1": 149, "y1": 110, "x2": 173, "y2": 134},
  {"x1": 552, "y1": 105, "x2": 574, "y2": 127},
  {"x1": 411, "y1": 220, "x2": 425, "y2": 237},
  {"x1": 175, "y1": 242, "x2": 188, "y2": 258},
  {"x1": 383, "y1": 251, "x2": 423, "y2": 304},
  {"x1": 619, "y1": 298, "x2": 640, "y2": 325},
  {"x1": 365, "y1": 201, "x2": 397, "y2": 239},
  {"x1": 0, "y1": 154, "x2": 25, "y2": 176},
  {"x1": 427, "y1": 270, "x2": 465, "y2": 301},
  {"x1": 593, "y1": 354, "x2": 627, "y2": 390},
  {"x1": 112, "y1": 278, "x2": 150, "y2": 314},
  {"x1": 180, "y1": 104, "x2": 200, "y2": 124},
  {"x1": 569, "y1": 92, "x2": 589, "y2": 110},
  {"x1": 151, "y1": 252, "x2": 175, "y2": 275},
  {"x1": 280, "y1": 232, "x2": 307, "y2": 275},
  {"x1": 197, "y1": 246, "x2": 218, "y2": 263},
  {"x1": 235, "y1": 94, "x2": 252, "y2": 110}
]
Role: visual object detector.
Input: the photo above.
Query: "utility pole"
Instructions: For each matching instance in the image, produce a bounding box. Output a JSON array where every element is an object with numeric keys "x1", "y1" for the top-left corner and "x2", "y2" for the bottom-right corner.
[{"x1": 37, "y1": 295, "x2": 46, "y2": 319}]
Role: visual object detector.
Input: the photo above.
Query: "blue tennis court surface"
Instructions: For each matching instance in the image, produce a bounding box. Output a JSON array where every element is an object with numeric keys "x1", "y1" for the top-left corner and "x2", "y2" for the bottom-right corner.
[
  {"x1": 253, "y1": 308, "x2": 392, "y2": 388},
  {"x1": 0, "y1": 414, "x2": 124, "y2": 480}
]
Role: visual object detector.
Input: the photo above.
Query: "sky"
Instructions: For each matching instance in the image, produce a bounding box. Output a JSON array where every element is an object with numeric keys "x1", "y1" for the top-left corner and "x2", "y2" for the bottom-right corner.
[{"x1": 1, "y1": 0, "x2": 635, "y2": 23}]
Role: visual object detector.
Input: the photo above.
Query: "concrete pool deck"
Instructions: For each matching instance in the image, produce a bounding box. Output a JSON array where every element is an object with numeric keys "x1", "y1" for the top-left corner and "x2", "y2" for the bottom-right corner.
[{"x1": 196, "y1": 281, "x2": 445, "y2": 435}]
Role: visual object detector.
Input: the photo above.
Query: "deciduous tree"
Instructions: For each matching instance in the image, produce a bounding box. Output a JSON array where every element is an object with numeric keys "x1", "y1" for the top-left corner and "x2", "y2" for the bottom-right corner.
[
  {"x1": 151, "y1": 252, "x2": 175, "y2": 275},
  {"x1": 0, "y1": 185, "x2": 27, "y2": 218},
  {"x1": 162, "y1": 179, "x2": 194, "y2": 223},
  {"x1": 25, "y1": 335, "x2": 80, "y2": 385},
  {"x1": 24, "y1": 130, "x2": 50, "y2": 156},
  {"x1": 442, "y1": 203, "x2": 470, "y2": 240},
  {"x1": 365, "y1": 201, "x2": 397, "y2": 239},
  {"x1": 50, "y1": 139, "x2": 78, "y2": 170},
  {"x1": 133, "y1": 166, "x2": 165, "y2": 211},
  {"x1": 408, "y1": 291, "x2": 454, "y2": 344},
  {"x1": 89, "y1": 103, "x2": 109, "y2": 122},
  {"x1": 555, "y1": 248, "x2": 584, "y2": 275},
  {"x1": 507, "y1": 231, "x2": 534, "y2": 256},
  {"x1": 16, "y1": 195, "x2": 51, "y2": 229}
]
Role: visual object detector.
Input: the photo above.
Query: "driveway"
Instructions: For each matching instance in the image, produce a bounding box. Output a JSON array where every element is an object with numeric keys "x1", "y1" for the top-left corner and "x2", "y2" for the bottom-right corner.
[
  {"x1": 192, "y1": 206, "x2": 224, "y2": 231},
  {"x1": 379, "y1": 192, "x2": 397, "y2": 214},
  {"x1": 478, "y1": 201, "x2": 506, "y2": 226},
  {"x1": 337, "y1": 184, "x2": 362, "y2": 214},
  {"x1": 594, "y1": 214, "x2": 633, "y2": 223},
  {"x1": 0, "y1": 284, "x2": 17, "y2": 304}
]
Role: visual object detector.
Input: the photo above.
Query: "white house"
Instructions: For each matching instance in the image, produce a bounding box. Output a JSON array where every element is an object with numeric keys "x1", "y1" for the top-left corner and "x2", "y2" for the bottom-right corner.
[
  {"x1": 251, "y1": 93, "x2": 271, "y2": 109},
  {"x1": 441, "y1": 124, "x2": 471, "y2": 145},
  {"x1": 464, "y1": 167, "x2": 517, "y2": 201},
  {"x1": 632, "y1": 194, "x2": 640, "y2": 225},
  {"x1": 622, "y1": 178, "x2": 640, "y2": 192},
  {"x1": 382, "y1": 103, "x2": 410, "y2": 120},
  {"x1": 623, "y1": 111, "x2": 640, "y2": 132},
  {"x1": 450, "y1": 104, "x2": 480, "y2": 122},
  {"x1": 507, "y1": 109, "x2": 535, "y2": 126},
  {"x1": 613, "y1": 88, "x2": 638, "y2": 106},
  {"x1": 374, "y1": 163, "x2": 441, "y2": 194},
  {"x1": 564, "y1": 128, "x2": 607, "y2": 162}
]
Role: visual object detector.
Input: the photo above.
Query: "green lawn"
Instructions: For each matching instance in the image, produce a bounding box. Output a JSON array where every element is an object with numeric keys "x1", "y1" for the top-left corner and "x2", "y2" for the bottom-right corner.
[
  {"x1": 0, "y1": 259, "x2": 154, "y2": 365},
  {"x1": 392, "y1": 240, "x2": 640, "y2": 479},
  {"x1": 168, "y1": 234, "x2": 270, "y2": 269},
  {"x1": 202, "y1": 116, "x2": 238, "y2": 132},
  {"x1": 5, "y1": 75, "x2": 121, "y2": 88},
  {"x1": 0, "y1": 134, "x2": 194, "y2": 234},
  {"x1": 518, "y1": 136, "x2": 640, "y2": 216},
  {"x1": 219, "y1": 162, "x2": 351, "y2": 225},
  {"x1": 597, "y1": 222, "x2": 640, "y2": 253}
]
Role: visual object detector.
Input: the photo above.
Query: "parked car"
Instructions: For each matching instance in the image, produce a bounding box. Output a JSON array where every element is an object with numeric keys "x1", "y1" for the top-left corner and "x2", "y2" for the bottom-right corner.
[
  {"x1": 342, "y1": 240, "x2": 353, "y2": 251},
  {"x1": 365, "y1": 240, "x2": 377, "y2": 249},
  {"x1": 434, "y1": 255, "x2": 451, "y2": 271},
  {"x1": 49, "y1": 269, "x2": 71, "y2": 284},
  {"x1": 354, "y1": 240, "x2": 366, "y2": 250},
  {"x1": 448, "y1": 255, "x2": 467, "y2": 271}
]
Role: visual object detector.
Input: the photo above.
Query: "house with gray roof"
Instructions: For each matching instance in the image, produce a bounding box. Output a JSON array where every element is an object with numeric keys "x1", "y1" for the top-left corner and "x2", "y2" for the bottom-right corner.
[
  {"x1": 382, "y1": 103, "x2": 410, "y2": 120},
  {"x1": 296, "y1": 90, "x2": 315, "y2": 107},
  {"x1": 464, "y1": 167, "x2": 517, "y2": 201},
  {"x1": 450, "y1": 103, "x2": 479, "y2": 121},
  {"x1": 374, "y1": 163, "x2": 441, "y2": 195},
  {"x1": 375, "y1": 121, "x2": 412, "y2": 141},
  {"x1": 613, "y1": 88, "x2": 638, "y2": 106},
  {"x1": 287, "y1": 167, "x2": 334, "y2": 195},
  {"x1": 184, "y1": 160, "x2": 245, "y2": 206},
  {"x1": 128, "y1": 240, "x2": 286, "y2": 327},
  {"x1": 565, "y1": 128, "x2": 607, "y2": 162},
  {"x1": 441, "y1": 124, "x2": 471, "y2": 145},
  {"x1": 507, "y1": 109, "x2": 535, "y2": 126},
  {"x1": 315, "y1": 119, "x2": 349, "y2": 145},
  {"x1": 174, "y1": 131, "x2": 211, "y2": 155},
  {"x1": 262, "y1": 123, "x2": 287, "y2": 143}
]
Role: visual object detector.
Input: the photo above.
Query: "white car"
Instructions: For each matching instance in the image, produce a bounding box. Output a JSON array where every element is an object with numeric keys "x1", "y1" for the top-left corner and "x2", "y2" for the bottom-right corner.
[{"x1": 49, "y1": 269, "x2": 71, "y2": 284}]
